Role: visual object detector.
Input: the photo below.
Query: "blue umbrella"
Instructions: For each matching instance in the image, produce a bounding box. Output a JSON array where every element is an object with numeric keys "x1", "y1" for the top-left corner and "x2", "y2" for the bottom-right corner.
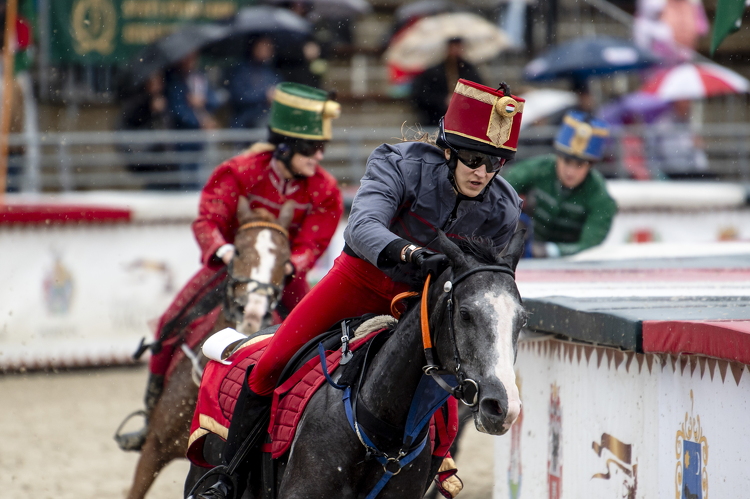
[{"x1": 523, "y1": 36, "x2": 660, "y2": 82}]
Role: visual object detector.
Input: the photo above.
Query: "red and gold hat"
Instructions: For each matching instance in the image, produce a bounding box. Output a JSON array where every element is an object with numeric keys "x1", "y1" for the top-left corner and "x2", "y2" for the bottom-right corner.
[{"x1": 438, "y1": 79, "x2": 525, "y2": 161}]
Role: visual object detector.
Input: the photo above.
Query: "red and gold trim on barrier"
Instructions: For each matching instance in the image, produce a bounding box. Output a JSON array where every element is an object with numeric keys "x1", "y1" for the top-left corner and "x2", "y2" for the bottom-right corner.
[{"x1": 443, "y1": 79, "x2": 525, "y2": 152}]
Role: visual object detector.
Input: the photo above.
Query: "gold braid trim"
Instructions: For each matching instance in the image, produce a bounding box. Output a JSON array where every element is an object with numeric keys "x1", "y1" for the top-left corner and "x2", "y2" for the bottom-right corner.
[
  {"x1": 186, "y1": 414, "x2": 229, "y2": 448},
  {"x1": 274, "y1": 89, "x2": 326, "y2": 112},
  {"x1": 453, "y1": 82, "x2": 524, "y2": 147}
]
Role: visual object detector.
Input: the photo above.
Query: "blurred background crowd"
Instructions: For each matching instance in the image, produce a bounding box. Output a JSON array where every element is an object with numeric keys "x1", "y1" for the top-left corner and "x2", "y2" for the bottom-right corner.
[{"x1": 0, "y1": 0, "x2": 748, "y2": 192}]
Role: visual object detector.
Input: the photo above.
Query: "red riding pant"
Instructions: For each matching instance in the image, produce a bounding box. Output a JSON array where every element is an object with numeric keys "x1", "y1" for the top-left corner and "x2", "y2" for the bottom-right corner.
[{"x1": 248, "y1": 252, "x2": 410, "y2": 396}]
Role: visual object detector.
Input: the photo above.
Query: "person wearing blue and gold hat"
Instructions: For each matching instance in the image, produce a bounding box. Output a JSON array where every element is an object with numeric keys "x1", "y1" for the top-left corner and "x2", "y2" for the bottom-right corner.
[{"x1": 502, "y1": 110, "x2": 618, "y2": 258}]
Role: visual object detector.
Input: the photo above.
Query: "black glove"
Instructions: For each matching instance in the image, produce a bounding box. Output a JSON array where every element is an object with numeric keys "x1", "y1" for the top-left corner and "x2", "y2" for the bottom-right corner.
[{"x1": 411, "y1": 248, "x2": 450, "y2": 280}]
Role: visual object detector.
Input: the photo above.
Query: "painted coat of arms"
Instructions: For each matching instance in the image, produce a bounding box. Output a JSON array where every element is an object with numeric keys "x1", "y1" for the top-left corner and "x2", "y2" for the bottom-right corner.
[{"x1": 675, "y1": 390, "x2": 708, "y2": 499}]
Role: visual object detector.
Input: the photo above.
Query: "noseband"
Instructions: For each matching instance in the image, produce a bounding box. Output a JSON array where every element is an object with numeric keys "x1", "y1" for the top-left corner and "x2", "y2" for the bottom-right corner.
[
  {"x1": 421, "y1": 264, "x2": 516, "y2": 408},
  {"x1": 224, "y1": 220, "x2": 290, "y2": 324}
]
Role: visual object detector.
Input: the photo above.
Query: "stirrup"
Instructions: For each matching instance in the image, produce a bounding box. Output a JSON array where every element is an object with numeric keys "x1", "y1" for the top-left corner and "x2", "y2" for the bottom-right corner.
[
  {"x1": 114, "y1": 410, "x2": 149, "y2": 452},
  {"x1": 187, "y1": 467, "x2": 236, "y2": 499},
  {"x1": 192, "y1": 480, "x2": 232, "y2": 499}
]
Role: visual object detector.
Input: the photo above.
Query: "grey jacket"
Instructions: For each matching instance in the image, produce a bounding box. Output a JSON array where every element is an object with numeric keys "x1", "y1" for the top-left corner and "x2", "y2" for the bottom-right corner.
[{"x1": 344, "y1": 141, "x2": 522, "y2": 284}]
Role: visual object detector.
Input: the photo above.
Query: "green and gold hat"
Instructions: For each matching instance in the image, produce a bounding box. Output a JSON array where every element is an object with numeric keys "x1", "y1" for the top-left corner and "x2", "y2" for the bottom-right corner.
[{"x1": 269, "y1": 82, "x2": 341, "y2": 141}]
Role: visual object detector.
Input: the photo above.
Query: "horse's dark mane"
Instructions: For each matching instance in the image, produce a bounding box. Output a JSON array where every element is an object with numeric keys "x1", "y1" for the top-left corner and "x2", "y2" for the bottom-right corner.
[{"x1": 456, "y1": 236, "x2": 502, "y2": 266}]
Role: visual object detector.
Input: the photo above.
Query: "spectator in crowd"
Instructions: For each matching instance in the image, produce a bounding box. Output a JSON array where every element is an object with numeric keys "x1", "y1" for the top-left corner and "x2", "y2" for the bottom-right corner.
[
  {"x1": 165, "y1": 51, "x2": 221, "y2": 190},
  {"x1": 115, "y1": 82, "x2": 344, "y2": 453},
  {"x1": 503, "y1": 111, "x2": 617, "y2": 258},
  {"x1": 273, "y1": 2, "x2": 327, "y2": 88},
  {"x1": 647, "y1": 99, "x2": 710, "y2": 179},
  {"x1": 119, "y1": 72, "x2": 175, "y2": 188},
  {"x1": 226, "y1": 36, "x2": 279, "y2": 129},
  {"x1": 195, "y1": 78, "x2": 524, "y2": 499},
  {"x1": 276, "y1": 36, "x2": 326, "y2": 89},
  {"x1": 633, "y1": 0, "x2": 708, "y2": 62},
  {"x1": 411, "y1": 37, "x2": 483, "y2": 127}
]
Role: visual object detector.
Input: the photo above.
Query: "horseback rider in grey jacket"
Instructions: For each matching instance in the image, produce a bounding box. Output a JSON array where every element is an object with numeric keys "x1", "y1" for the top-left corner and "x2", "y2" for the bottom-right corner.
[{"x1": 344, "y1": 140, "x2": 521, "y2": 288}]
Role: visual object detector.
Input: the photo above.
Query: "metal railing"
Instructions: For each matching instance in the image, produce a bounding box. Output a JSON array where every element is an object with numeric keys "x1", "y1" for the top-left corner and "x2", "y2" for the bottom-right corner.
[{"x1": 5, "y1": 124, "x2": 750, "y2": 192}]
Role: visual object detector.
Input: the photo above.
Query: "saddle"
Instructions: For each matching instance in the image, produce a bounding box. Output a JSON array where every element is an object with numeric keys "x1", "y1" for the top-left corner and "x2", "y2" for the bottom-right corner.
[{"x1": 187, "y1": 315, "x2": 458, "y2": 468}]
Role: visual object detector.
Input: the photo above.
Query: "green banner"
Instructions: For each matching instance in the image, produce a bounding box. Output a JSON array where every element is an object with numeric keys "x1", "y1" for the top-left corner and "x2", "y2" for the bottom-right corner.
[
  {"x1": 49, "y1": 0, "x2": 255, "y2": 64},
  {"x1": 710, "y1": 0, "x2": 748, "y2": 54}
]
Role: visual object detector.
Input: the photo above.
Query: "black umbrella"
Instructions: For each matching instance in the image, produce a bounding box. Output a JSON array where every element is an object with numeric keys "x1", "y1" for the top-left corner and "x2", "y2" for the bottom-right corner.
[
  {"x1": 229, "y1": 6, "x2": 312, "y2": 36},
  {"x1": 205, "y1": 6, "x2": 313, "y2": 58},
  {"x1": 126, "y1": 24, "x2": 231, "y2": 86},
  {"x1": 394, "y1": 0, "x2": 456, "y2": 24},
  {"x1": 262, "y1": 0, "x2": 372, "y2": 19},
  {"x1": 523, "y1": 36, "x2": 660, "y2": 82}
]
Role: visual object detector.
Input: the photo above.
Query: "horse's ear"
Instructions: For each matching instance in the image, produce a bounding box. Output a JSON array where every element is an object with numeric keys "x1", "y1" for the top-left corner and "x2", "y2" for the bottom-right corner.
[
  {"x1": 438, "y1": 231, "x2": 469, "y2": 269},
  {"x1": 277, "y1": 201, "x2": 295, "y2": 229},
  {"x1": 499, "y1": 228, "x2": 526, "y2": 271},
  {"x1": 237, "y1": 196, "x2": 253, "y2": 224}
]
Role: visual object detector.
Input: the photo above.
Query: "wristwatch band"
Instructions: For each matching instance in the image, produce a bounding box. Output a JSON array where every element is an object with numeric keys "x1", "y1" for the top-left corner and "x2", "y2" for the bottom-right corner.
[{"x1": 401, "y1": 244, "x2": 419, "y2": 262}]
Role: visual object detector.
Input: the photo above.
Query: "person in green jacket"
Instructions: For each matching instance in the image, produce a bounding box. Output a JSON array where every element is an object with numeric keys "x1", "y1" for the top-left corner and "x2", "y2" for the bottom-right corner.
[{"x1": 503, "y1": 110, "x2": 617, "y2": 258}]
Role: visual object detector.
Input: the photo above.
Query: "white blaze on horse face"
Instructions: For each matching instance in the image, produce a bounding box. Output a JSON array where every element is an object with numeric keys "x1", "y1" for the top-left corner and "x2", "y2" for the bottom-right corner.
[
  {"x1": 252, "y1": 230, "x2": 277, "y2": 283},
  {"x1": 485, "y1": 291, "x2": 522, "y2": 432},
  {"x1": 238, "y1": 230, "x2": 277, "y2": 333}
]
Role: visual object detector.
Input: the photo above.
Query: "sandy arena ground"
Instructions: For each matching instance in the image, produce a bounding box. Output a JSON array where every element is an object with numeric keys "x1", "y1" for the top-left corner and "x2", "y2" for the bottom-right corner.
[{"x1": 0, "y1": 366, "x2": 495, "y2": 498}]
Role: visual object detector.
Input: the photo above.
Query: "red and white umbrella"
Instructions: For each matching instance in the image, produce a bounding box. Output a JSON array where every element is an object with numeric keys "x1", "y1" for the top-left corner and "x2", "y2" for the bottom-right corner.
[{"x1": 640, "y1": 62, "x2": 750, "y2": 101}]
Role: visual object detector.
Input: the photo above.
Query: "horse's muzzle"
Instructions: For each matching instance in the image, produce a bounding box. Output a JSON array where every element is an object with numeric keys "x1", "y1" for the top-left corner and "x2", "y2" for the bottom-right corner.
[{"x1": 475, "y1": 385, "x2": 520, "y2": 435}]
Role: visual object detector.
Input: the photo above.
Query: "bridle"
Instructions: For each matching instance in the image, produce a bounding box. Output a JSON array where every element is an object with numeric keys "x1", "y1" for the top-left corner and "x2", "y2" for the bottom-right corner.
[
  {"x1": 395, "y1": 264, "x2": 517, "y2": 409},
  {"x1": 223, "y1": 220, "x2": 290, "y2": 324}
]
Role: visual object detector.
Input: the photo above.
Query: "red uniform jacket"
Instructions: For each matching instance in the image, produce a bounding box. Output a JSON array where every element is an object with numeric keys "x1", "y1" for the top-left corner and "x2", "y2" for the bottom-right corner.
[
  {"x1": 193, "y1": 146, "x2": 343, "y2": 274},
  {"x1": 149, "y1": 145, "x2": 343, "y2": 379}
]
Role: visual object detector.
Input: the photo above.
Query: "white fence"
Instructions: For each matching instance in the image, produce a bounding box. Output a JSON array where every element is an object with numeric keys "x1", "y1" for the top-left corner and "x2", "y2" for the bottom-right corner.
[{"x1": 5, "y1": 124, "x2": 750, "y2": 192}]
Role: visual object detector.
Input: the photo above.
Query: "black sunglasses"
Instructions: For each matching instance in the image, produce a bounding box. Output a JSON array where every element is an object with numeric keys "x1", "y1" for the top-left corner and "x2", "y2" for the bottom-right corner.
[
  {"x1": 454, "y1": 149, "x2": 505, "y2": 172},
  {"x1": 295, "y1": 141, "x2": 325, "y2": 157}
]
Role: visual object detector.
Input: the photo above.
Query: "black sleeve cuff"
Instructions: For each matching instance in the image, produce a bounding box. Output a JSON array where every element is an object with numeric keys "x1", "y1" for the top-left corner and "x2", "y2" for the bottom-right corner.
[{"x1": 377, "y1": 238, "x2": 412, "y2": 268}]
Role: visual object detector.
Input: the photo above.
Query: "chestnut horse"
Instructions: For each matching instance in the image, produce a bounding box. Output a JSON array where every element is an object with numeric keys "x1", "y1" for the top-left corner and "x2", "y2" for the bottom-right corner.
[{"x1": 124, "y1": 198, "x2": 293, "y2": 499}]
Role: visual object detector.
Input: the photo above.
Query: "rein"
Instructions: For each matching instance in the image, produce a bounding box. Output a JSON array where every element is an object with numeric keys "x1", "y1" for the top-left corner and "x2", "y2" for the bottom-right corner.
[
  {"x1": 390, "y1": 264, "x2": 516, "y2": 408},
  {"x1": 224, "y1": 220, "x2": 290, "y2": 323}
]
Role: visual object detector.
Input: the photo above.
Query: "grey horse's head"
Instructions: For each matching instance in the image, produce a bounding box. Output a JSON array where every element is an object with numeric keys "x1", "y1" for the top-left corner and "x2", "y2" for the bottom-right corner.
[{"x1": 433, "y1": 230, "x2": 526, "y2": 435}]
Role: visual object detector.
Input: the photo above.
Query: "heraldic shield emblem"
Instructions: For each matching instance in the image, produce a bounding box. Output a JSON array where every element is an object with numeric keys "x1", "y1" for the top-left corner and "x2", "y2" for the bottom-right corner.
[{"x1": 676, "y1": 390, "x2": 708, "y2": 499}]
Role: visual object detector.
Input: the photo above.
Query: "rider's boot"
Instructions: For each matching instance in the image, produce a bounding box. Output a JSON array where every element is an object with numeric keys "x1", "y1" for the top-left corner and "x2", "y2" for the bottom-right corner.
[
  {"x1": 115, "y1": 373, "x2": 164, "y2": 451},
  {"x1": 195, "y1": 369, "x2": 271, "y2": 499}
]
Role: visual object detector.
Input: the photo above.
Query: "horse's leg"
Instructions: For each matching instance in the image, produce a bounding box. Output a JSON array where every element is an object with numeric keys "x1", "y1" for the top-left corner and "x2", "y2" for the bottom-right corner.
[
  {"x1": 126, "y1": 359, "x2": 198, "y2": 499},
  {"x1": 276, "y1": 389, "x2": 363, "y2": 498}
]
